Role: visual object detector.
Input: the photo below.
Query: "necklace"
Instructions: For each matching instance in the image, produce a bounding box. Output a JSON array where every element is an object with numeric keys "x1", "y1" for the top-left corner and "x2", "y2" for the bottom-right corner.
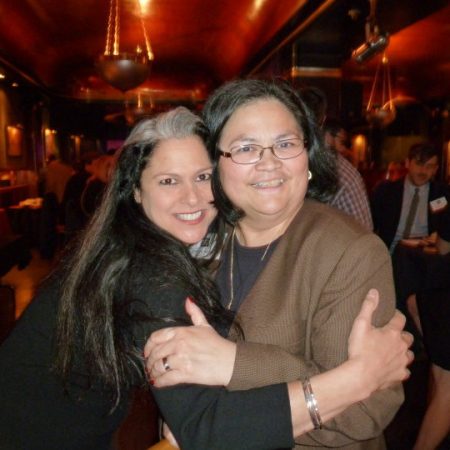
[{"x1": 226, "y1": 228, "x2": 273, "y2": 310}]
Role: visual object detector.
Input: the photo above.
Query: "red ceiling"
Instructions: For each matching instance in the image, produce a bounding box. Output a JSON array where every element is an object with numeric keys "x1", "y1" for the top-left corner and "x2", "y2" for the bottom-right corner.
[
  {"x1": 0, "y1": 0, "x2": 308, "y2": 102},
  {"x1": 0, "y1": 0, "x2": 449, "y2": 104}
]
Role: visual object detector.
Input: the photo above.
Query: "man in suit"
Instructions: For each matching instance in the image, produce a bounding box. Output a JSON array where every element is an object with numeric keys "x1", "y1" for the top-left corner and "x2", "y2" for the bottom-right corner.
[{"x1": 371, "y1": 142, "x2": 449, "y2": 253}]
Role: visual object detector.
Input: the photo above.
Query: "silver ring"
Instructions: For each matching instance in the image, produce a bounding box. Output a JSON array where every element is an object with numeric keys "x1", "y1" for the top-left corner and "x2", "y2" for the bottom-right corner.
[{"x1": 162, "y1": 356, "x2": 171, "y2": 372}]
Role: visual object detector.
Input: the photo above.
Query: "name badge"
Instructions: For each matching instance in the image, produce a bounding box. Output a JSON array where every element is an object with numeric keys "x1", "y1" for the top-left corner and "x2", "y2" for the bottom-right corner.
[{"x1": 429, "y1": 196, "x2": 448, "y2": 213}]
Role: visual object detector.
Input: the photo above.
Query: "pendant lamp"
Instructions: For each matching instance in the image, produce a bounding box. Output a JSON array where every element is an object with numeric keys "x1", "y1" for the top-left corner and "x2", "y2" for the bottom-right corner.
[
  {"x1": 366, "y1": 53, "x2": 396, "y2": 128},
  {"x1": 96, "y1": 0, "x2": 154, "y2": 92}
]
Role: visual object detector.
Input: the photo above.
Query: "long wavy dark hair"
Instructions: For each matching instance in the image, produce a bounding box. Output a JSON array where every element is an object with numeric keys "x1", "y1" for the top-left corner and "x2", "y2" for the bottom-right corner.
[
  {"x1": 53, "y1": 107, "x2": 232, "y2": 408},
  {"x1": 202, "y1": 78, "x2": 338, "y2": 224}
]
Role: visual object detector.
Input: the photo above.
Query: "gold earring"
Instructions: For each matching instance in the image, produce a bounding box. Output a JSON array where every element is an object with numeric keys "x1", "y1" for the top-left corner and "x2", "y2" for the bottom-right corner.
[{"x1": 308, "y1": 170, "x2": 312, "y2": 180}]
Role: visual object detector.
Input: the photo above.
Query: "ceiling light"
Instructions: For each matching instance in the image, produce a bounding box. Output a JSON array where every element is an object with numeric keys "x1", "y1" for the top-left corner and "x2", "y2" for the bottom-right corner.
[
  {"x1": 96, "y1": 0, "x2": 154, "y2": 92},
  {"x1": 366, "y1": 54, "x2": 396, "y2": 127}
]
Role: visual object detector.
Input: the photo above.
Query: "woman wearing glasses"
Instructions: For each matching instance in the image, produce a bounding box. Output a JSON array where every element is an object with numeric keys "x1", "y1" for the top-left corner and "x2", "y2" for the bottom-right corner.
[{"x1": 146, "y1": 79, "x2": 409, "y2": 449}]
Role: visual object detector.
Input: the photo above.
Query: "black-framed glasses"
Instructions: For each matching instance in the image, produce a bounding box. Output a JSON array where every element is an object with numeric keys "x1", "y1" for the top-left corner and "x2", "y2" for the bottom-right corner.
[{"x1": 218, "y1": 138, "x2": 307, "y2": 165}]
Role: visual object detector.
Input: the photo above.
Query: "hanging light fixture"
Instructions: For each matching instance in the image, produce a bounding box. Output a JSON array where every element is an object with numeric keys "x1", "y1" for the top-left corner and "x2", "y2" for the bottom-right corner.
[
  {"x1": 96, "y1": 0, "x2": 154, "y2": 92},
  {"x1": 366, "y1": 53, "x2": 396, "y2": 128}
]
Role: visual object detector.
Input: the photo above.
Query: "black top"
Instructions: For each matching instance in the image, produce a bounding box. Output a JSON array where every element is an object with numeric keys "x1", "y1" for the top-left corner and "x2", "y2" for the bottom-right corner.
[
  {"x1": 0, "y1": 256, "x2": 293, "y2": 450},
  {"x1": 438, "y1": 206, "x2": 450, "y2": 241},
  {"x1": 216, "y1": 236, "x2": 280, "y2": 312}
]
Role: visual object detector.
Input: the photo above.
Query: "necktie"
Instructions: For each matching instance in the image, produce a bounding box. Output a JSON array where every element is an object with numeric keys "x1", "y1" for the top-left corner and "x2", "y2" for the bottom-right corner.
[{"x1": 403, "y1": 187, "x2": 420, "y2": 238}]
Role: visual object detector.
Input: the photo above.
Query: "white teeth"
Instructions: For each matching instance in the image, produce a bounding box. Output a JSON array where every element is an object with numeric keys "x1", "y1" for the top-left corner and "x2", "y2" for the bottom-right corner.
[
  {"x1": 177, "y1": 211, "x2": 202, "y2": 221},
  {"x1": 252, "y1": 179, "x2": 284, "y2": 188}
]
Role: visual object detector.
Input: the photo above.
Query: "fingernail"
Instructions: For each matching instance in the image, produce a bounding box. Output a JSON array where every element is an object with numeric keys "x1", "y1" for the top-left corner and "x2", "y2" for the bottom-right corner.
[
  {"x1": 187, "y1": 296, "x2": 196, "y2": 304},
  {"x1": 149, "y1": 379, "x2": 155, "y2": 386}
]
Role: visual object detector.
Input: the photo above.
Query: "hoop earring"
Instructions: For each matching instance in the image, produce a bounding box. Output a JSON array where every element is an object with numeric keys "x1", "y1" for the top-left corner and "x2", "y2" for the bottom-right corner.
[{"x1": 308, "y1": 170, "x2": 312, "y2": 180}]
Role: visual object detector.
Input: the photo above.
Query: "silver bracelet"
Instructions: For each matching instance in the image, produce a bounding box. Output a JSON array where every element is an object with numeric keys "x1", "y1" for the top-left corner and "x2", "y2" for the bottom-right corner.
[{"x1": 302, "y1": 377, "x2": 323, "y2": 430}]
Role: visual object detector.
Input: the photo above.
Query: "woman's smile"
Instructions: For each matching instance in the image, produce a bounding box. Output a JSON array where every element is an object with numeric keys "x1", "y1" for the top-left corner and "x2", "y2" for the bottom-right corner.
[
  {"x1": 250, "y1": 178, "x2": 286, "y2": 189},
  {"x1": 175, "y1": 210, "x2": 206, "y2": 223}
]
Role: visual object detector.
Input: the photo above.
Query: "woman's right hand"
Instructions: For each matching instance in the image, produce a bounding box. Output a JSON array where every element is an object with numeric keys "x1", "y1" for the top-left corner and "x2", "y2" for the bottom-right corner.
[
  {"x1": 144, "y1": 298, "x2": 237, "y2": 387},
  {"x1": 347, "y1": 289, "x2": 414, "y2": 396}
]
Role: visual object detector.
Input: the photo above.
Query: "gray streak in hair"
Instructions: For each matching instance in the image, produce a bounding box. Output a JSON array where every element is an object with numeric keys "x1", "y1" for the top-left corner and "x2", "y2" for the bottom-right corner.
[{"x1": 123, "y1": 107, "x2": 205, "y2": 148}]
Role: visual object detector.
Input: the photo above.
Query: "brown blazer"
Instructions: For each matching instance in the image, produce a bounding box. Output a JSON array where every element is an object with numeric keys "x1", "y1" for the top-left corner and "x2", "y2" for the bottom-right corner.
[{"x1": 228, "y1": 199, "x2": 403, "y2": 449}]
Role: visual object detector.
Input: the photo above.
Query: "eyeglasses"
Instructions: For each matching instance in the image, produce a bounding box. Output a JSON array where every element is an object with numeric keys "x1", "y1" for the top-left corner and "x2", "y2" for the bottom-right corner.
[{"x1": 218, "y1": 138, "x2": 307, "y2": 165}]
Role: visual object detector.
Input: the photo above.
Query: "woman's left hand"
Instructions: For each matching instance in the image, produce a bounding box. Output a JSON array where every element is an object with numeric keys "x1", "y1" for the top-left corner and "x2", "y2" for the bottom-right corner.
[
  {"x1": 144, "y1": 298, "x2": 237, "y2": 387},
  {"x1": 347, "y1": 289, "x2": 414, "y2": 395}
]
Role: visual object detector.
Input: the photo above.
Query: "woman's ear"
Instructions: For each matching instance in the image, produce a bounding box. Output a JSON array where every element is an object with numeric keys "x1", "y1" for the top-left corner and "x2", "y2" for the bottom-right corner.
[{"x1": 134, "y1": 188, "x2": 142, "y2": 204}]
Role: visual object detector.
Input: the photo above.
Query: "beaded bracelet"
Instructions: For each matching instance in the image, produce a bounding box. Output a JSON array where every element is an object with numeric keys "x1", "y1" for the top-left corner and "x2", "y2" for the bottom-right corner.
[{"x1": 302, "y1": 377, "x2": 323, "y2": 430}]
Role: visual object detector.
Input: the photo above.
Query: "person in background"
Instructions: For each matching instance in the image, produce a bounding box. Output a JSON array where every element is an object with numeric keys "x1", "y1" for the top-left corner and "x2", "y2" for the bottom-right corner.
[
  {"x1": 0, "y1": 107, "x2": 412, "y2": 450},
  {"x1": 323, "y1": 118, "x2": 373, "y2": 230},
  {"x1": 39, "y1": 155, "x2": 74, "y2": 259},
  {"x1": 322, "y1": 117, "x2": 354, "y2": 164},
  {"x1": 61, "y1": 151, "x2": 102, "y2": 240},
  {"x1": 145, "y1": 79, "x2": 409, "y2": 449},
  {"x1": 299, "y1": 88, "x2": 373, "y2": 230},
  {"x1": 80, "y1": 153, "x2": 114, "y2": 218},
  {"x1": 409, "y1": 208, "x2": 450, "y2": 450},
  {"x1": 44, "y1": 153, "x2": 74, "y2": 205},
  {"x1": 371, "y1": 142, "x2": 449, "y2": 253}
]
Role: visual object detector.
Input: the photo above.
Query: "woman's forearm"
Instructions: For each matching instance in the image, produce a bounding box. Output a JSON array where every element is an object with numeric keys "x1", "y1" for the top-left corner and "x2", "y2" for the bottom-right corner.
[
  {"x1": 288, "y1": 291, "x2": 412, "y2": 438},
  {"x1": 288, "y1": 360, "x2": 371, "y2": 437}
]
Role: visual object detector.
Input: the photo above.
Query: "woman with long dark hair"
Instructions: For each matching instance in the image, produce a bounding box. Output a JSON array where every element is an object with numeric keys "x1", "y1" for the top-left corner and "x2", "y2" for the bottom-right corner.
[{"x1": 0, "y1": 106, "x2": 411, "y2": 450}]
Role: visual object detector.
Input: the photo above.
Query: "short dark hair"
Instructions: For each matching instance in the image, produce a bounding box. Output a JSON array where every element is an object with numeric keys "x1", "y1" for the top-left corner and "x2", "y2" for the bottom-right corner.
[
  {"x1": 298, "y1": 86, "x2": 327, "y2": 126},
  {"x1": 202, "y1": 78, "x2": 338, "y2": 224},
  {"x1": 408, "y1": 142, "x2": 439, "y2": 164},
  {"x1": 323, "y1": 117, "x2": 346, "y2": 136}
]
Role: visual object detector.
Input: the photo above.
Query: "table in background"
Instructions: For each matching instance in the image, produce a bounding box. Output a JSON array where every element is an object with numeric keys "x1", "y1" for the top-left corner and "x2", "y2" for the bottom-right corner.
[{"x1": 0, "y1": 185, "x2": 30, "y2": 208}]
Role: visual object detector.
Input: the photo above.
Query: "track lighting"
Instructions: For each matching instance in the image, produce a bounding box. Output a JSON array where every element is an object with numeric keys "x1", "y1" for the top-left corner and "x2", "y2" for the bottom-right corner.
[
  {"x1": 352, "y1": 32, "x2": 389, "y2": 63},
  {"x1": 351, "y1": 0, "x2": 389, "y2": 64}
]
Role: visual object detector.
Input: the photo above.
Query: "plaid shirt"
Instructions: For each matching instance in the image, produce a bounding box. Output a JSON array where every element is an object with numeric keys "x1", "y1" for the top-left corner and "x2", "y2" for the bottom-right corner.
[{"x1": 329, "y1": 153, "x2": 373, "y2": 231}]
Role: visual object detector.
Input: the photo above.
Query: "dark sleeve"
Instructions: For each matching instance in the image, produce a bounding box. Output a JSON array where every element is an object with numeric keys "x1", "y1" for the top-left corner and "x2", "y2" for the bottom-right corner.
[
  {"x1": 438, "y1": 207, "x2": 450, "y2": 241},
  {"x1": 153, "y1": 382, "x2": 292, "y2": 450},
  {"x1": 370, "y1": 182, "x2": 385, "y2": 233},
  {"x1": 131, "y1": 278, "x2": 294, "y2": 450}
]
